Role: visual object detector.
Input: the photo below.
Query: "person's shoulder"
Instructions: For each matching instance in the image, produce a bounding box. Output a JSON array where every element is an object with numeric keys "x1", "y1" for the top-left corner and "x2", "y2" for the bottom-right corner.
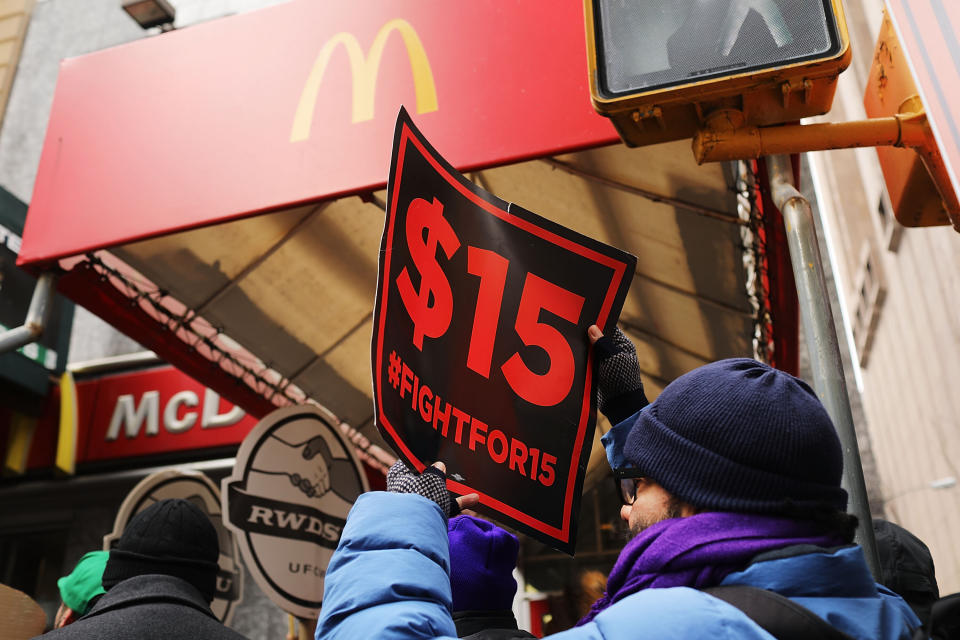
[
  {"x1": 568, "y1": 587, "x2": 772, "y2": 640},
  {"x1": 29, "y1": 627, "x2": 71, "y2": 640},
  {"x1": 28, "y1": 617, "x2": 106, "y2": 640}
]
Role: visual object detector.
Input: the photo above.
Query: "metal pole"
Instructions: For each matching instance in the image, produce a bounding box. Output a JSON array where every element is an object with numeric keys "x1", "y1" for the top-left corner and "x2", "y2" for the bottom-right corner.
[
  {"x1": 0, "y1": 272, "x2": 57, "y2": 354},
  {"x1": 766, "y1": 154, "x2": 880, "y2": 578},
  {"x1": 693, "y1": 110, "x2": 929, "y2": 163}
]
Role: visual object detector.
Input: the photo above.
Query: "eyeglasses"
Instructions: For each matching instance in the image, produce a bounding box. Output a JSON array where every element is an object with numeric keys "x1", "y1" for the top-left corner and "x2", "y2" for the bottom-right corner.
[{"x1": 613, "y1": 469, "x2": 646, "y2": 505}]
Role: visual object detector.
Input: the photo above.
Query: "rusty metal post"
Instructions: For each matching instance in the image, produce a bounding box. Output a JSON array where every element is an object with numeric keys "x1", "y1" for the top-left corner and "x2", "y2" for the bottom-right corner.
[
  {"x1": 693, "y1": 111, "x2": 929, "y2": 163},
  {"x1": 766, "y1": 154, "x2": 880, "y2": 578}
]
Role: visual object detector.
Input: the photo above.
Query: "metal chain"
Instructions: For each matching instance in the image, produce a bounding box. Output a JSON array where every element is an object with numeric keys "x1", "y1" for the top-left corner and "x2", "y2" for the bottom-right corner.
[
  {"x1": 83, "y1": 252, "x2": 301, "y2": 404},
  {"x1": 735, "y1": 161, "x2": 775, "y2": 364},
  {"x1": 79, "y1": 253, "x2": 393, "y2": 473}
]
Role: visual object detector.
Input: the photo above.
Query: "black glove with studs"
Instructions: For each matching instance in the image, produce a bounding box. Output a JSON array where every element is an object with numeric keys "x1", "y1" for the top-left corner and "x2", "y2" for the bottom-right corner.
[
  {"x1": 387, "y1": 460, "x2": 459, "y2": 517},
  {"x1": 594, "y1": 326, "x2": 648, "y2": 425}
]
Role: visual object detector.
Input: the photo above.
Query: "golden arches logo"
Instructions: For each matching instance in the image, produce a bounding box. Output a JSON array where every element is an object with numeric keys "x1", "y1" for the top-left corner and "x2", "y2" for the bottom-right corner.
[{"x1": 290, "y1": 18, "x2": 438, "y2": 142}]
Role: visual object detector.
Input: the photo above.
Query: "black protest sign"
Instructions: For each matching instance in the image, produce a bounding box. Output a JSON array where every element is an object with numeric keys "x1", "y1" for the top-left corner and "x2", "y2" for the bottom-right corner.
[{"x1": 372, "y1": 109, "x2": 636, "y2": 553}]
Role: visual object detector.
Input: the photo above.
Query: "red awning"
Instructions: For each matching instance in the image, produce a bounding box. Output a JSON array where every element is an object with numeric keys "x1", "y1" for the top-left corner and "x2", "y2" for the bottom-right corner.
[
  {"x1": 20, "y1": 0, "x2": 618, "y2": 266},
  {"x1": 17, "y1": 0, "x2": 778, "y2": 484}
]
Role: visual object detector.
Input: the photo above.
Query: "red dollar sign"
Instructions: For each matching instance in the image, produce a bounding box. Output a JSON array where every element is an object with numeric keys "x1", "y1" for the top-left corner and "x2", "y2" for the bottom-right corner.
[{"x1": 396, "y1": 197, "x2": 461, "y2": 350}]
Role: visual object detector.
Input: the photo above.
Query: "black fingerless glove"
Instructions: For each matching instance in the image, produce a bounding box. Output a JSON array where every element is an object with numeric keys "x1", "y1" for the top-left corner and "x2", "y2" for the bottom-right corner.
[
  {"x1": 387, "y1": 461, "x2": 459, "y2": 517},
  {"x1": 594, "y1": 326, "x2": 648, "y2": 425}
]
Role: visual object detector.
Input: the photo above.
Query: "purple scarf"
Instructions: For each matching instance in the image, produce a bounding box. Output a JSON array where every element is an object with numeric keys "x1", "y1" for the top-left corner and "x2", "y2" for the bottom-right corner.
[{"x1": 577, "y1": 512, "x2": 846, "y2": 626}]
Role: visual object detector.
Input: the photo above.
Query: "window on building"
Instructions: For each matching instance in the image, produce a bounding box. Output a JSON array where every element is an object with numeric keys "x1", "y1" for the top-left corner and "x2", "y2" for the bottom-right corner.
[
  {"x1": 851, "y1": 243, "x2": 887, "y2": 367},
  {"x1": 876, "y1": 190, "x2": 904, "y2": 252}
]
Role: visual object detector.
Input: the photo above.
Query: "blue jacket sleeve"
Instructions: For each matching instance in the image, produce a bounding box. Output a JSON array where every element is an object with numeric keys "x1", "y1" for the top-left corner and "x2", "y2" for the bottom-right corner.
[{"x1": 315, "y1": 492, "x2": 459, "y2": 640}]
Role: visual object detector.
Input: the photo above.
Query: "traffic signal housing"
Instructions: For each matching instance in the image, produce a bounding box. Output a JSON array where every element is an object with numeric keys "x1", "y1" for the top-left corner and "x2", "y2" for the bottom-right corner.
[{"x1": 584, "y1": 0, "x2": 852, "y2": 147}]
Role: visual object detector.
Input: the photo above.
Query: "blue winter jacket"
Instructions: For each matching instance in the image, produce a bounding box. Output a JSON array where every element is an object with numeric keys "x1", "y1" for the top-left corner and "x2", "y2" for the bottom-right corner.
[{"x1": 315, "y1": 492, "x2": 920, "y2": 640}]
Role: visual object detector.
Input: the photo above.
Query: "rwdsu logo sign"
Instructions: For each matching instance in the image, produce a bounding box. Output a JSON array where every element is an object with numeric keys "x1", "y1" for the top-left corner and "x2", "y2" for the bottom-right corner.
[{"x1": 222, "y1": 405, "x2": 368, "y2": 618}]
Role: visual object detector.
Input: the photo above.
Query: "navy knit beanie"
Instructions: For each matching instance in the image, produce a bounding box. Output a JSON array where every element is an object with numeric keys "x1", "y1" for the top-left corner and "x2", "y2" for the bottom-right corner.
[
  {"x1": 448, "y1": 515, "x2": 518, "y2": 612},
  {"x1": 624, "y1": 358, "x2": 848, "y2": 514}
]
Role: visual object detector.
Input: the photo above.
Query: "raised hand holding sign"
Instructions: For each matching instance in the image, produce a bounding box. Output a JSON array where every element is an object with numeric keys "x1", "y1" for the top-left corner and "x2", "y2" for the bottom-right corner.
[{"x1": 373, "y1": 109, "x2": 635, "y2": 552}]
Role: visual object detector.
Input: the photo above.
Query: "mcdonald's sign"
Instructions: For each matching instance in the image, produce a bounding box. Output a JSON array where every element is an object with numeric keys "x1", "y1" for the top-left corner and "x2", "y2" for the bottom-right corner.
[
  {"x1": 290, "y1": 18, "x2": 438, "y2": 141},
  {"x1": 22, "y1": 0, "x2": 618, "y2": 267}
]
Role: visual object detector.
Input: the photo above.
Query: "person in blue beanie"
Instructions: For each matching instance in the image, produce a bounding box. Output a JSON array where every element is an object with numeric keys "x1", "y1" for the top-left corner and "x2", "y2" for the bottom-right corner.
[
  {"x1": 447, "y1": 515, "x2": 535, "y2": 639},
  {"x1": 315, "y1": 327, "x2": 921, "y2": 640}
]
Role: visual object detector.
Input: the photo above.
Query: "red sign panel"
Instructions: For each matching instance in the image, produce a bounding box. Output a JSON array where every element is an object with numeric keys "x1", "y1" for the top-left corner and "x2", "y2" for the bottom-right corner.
[
  {"x1": 79, "y1": 366, "x2": 258, "y2": 462},
  {"x1": 373, "y1": 110, "x2": 635, "y2": 552},
  {"x1": 20, "y1": 0, "x2": 617, "y2": 267},
  {"x1": 886, "y1": 0, "x2": 960, "y2": 201},
  {"x1": 15, "y1": 366, "x2": 258, "y2": 469}
]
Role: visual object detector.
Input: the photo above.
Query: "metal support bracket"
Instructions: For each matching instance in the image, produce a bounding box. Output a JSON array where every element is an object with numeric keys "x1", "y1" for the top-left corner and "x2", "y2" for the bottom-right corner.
[
  {"x1": 692, "y1": 104, "x2": 960, "y2": 230},
  {"x1": 0, "y1": 271, "x2": 57, "y2": 355},
  {"x1": 780, "y1": 79, "x2": 813, "y2": 110},
  {"x1": 631, "y1": 106, "x2": 665, "y2": 130}
]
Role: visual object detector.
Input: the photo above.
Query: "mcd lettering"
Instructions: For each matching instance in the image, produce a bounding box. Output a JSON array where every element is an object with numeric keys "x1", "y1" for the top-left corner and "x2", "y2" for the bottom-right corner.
[
  {"x1": 105, "y1": 387, "x2": 246, "y2": 441},
  {"x1": 373, "y1": 110, "x2": 636, "y2": 552}
]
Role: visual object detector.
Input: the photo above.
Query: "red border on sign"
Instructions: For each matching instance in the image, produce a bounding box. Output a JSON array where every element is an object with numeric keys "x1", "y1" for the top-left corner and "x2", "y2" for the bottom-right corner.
[{"x1": 375, "y1": 122, "x2": 628, "y2": 542}]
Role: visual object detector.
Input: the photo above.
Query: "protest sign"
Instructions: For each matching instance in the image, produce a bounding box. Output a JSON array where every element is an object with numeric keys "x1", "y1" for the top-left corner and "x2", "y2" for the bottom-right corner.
[
  {"x1": 222, "y1": 405, "x2": 368, "y2": 618},
  {"x1": 372, "y1": 108, "x2": 636, "y2": 552},
  {"x1": 104, "y1": 469, "x2": 243, "y2": 624}
]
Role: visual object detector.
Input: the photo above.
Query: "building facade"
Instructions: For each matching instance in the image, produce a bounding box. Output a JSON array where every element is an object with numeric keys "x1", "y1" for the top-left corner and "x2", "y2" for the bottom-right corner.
[
  {"x1": 0, "y1": 1, "x2": 294, "y2": 635},
  {"x1": 806, "y1": 0, "x2": 960, "y2": 592}
]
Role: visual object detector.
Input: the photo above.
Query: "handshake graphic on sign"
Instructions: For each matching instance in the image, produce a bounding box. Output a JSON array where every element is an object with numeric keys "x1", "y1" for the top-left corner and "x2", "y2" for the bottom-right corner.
[
  {"x1": 254, "y1": 433, "x2": 363, "y2": 503},
  {"x1": 287, "y1": 435, "x2": 336, "y2": 498}
]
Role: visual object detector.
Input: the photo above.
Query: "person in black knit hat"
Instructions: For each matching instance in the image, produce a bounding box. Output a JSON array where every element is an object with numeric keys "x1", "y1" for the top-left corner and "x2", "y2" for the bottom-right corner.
[
  {"x1": 315, "y1": 326, "x2": 923, "y2": 640},
  {"x1": 34, "y1": 498, "x2": 246, "y2": 640}
]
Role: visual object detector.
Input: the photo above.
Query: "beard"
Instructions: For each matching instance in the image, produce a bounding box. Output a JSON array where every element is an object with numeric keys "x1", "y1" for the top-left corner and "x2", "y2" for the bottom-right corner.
[{"x1": 626, "y1": 496, "x2": 687, "y2": 539}]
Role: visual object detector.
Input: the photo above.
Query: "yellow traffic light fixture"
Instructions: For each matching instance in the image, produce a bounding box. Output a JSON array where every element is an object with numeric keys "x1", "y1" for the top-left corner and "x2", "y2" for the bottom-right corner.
[
  {"x1": 585, "y1": 2, "x2": 960, "y2": 230},
  {"x1": 688, "y1": 16, "x2": 960, "y2": 231},
  {"x1": 585, "y1": 0, "x2": 852, "y2": 147}
]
